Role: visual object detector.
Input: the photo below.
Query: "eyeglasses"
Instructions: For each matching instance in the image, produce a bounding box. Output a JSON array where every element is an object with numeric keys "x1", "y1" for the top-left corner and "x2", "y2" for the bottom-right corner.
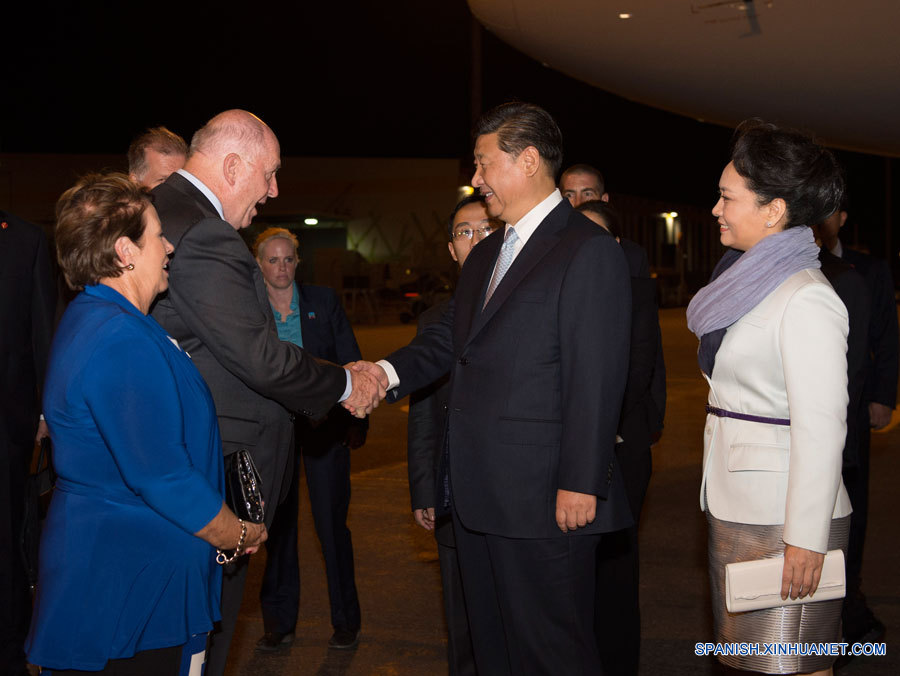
[{"x1": 453, "y1": 225, "x2": 495, "y2": 241}]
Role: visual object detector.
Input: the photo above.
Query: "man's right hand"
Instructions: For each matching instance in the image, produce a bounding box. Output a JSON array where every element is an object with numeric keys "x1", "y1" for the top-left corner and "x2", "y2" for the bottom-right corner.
[
  {"x1": 342, "y1": 366, "x2": 386, "y2": 418},
  {"x1": 414, "y1": 507, "x2": 435, "y2": 531},
  {"x1": 349, "y1": 361, "x2": 390, "y2": 389}
]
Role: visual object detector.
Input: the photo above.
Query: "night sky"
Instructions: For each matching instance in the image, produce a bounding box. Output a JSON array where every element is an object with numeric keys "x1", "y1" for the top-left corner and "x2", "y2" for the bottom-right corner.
[{"x1": 1, "y1": 1, "x2": 895, "y2": 253}]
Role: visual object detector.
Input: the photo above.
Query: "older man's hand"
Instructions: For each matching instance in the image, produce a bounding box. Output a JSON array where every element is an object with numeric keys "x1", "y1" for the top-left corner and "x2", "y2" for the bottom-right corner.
[
  {"x1": 349, "y1": 360, "x2": 390, "y2": 389},
  {"x1": 342, "y1": 365, "x2": 386, "y2": 418}
]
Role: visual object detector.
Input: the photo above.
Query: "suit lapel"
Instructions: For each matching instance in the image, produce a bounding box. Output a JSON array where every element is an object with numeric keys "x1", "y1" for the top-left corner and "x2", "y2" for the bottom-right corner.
[
  {"x1": 465, "y1": 203, "x2": 568, "y2": 347},
  {"x1": 167, "y1": 172, "x2": 219, "y2": 219}
]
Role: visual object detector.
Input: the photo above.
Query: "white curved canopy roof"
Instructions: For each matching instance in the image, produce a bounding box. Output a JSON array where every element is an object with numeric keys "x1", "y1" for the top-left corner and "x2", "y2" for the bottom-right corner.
[{"x1": 468, "y1": 0, "x2": 900, "y2": 156}]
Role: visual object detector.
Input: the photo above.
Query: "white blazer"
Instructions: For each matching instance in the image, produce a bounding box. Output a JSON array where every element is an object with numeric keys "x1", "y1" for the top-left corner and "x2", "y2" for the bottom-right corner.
[{"x1": 700, "y1": 268, "x2": 853, "y2": 554}]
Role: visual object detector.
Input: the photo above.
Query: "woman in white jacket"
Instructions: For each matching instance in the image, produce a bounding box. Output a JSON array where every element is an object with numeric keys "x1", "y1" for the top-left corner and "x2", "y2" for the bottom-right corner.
[{"x1": 687, "y1": 120, "x2": 852, "y2": 675}]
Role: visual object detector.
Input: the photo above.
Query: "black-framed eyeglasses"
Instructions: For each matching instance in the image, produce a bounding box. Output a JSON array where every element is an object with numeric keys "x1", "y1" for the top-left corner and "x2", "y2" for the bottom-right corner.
[{"x1": 453, "y1": 225, "x2": 495, "y2": 241}]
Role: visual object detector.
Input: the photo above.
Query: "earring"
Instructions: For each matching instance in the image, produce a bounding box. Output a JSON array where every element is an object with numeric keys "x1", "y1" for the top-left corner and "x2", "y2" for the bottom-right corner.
[
  {"x1": 126, "y1": 263, "x2": 135, "y2": 270},
  {"x1": 765, "y1": 221, "x2": 774, "y2": 228}
]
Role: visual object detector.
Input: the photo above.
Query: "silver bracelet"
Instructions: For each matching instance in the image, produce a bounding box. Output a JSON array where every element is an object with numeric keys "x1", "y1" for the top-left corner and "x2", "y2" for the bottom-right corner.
[{"x1": 216, "y1": 519, "x2": 247, "y2": 565}]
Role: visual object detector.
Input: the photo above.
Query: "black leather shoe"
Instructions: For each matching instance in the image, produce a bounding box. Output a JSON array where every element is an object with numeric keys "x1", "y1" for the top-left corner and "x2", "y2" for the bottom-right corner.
[
  {"x1": 256, "y1": 631, "x2": 295, "y2": 652},
  {"x1": 328, "y1": 628, "x2": 360, "y2": 649}
]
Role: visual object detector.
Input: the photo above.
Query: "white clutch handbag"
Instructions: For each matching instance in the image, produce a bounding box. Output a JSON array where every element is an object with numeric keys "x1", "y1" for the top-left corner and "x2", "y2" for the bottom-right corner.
[{"x1": 725, "y1": 549, "x2": 846, "y2": 613}]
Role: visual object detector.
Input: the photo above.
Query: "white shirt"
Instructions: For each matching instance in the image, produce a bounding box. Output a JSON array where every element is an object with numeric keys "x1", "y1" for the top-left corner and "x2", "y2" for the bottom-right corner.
[
  {"x1": 830, "y1": 240, "x2": 844, "y2": 258},
  {"x1": 176, "y1": 169, "x2": 225, "y2": 220},
  {"x1": 378, "y1": 188, "x2": 564, "y2": 390},
  {"x1": 484, "y1": 189, "x2": 563, "y2": 295}
]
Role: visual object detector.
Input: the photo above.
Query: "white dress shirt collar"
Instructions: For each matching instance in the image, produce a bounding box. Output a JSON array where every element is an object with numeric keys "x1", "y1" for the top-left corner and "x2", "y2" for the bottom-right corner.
[
  {"x1": 830, "y1": 239, "x2": 843, "y2": 258},
  {"x1": 503, "y1": 188, "x2": 564, "y2": 246},
  {"x1": 176, "y1": 169, "x2": 225, "y2": 221}
]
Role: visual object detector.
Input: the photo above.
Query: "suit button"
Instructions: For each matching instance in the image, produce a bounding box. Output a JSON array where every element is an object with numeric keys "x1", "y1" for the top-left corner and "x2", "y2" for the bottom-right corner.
[{"x1": 458, "y1": 357, "x2": 469, "y2": 365}]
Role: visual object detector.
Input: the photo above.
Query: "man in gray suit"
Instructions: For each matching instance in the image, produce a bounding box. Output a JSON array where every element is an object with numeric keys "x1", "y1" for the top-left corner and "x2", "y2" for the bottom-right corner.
[{"x1": 151, "y1": 109, "x2": 382, "y2": 676}]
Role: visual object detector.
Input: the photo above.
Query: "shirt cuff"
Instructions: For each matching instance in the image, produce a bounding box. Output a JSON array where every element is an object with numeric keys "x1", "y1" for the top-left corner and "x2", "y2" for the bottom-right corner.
[
  {"x1": 339, "y1": 369, "x2": 353, "y2": 402},
  {"x1": 376, "y1": 359, "x2": 400, "y2": 390}
]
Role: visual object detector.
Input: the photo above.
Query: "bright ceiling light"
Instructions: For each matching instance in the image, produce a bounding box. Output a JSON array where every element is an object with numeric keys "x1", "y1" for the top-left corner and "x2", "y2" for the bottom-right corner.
[
  {"x1": 304, "y1": 218, "x2": 318, "y2": 225},
  {"x1": 619, "y1": 13, "x2": 632, "y2": 19}
]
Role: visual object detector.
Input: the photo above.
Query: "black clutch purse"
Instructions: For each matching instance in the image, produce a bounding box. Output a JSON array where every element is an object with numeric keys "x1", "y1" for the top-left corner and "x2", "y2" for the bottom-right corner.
[{"x1": 224, "y1": 449, "x2": 265, "y2": 524}]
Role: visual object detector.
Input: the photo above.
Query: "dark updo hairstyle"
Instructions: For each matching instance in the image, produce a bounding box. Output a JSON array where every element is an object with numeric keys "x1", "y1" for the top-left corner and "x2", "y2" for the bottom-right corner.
[
  {"x1": 730, "y1": 119, "x2": 844, "y2": 229},
  {"x1": 55, "y1": 172, "x2": 152, "y2": 290}
]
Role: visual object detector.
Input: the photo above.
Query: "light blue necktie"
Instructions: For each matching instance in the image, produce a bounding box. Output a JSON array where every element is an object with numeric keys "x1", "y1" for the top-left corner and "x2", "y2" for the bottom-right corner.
[{"x1": 483, "y1": 226, "x2": 518, "y2": 308}]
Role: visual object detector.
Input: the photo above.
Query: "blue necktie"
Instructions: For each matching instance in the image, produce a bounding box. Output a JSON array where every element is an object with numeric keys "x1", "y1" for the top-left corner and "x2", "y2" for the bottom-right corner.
[{"x1": 483, "y1": 227, "x2": 518, "y2": 308}]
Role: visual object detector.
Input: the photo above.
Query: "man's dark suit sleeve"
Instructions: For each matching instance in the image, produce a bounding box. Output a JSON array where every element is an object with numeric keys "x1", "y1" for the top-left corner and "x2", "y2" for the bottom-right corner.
[
  {"x1": 866, "y1": 258, "x2": 899, "y2": 408},
  {"x1": 30, "y1": 225, "x2": 57, "y2": 398},
  {"x1": 620, "y1": 277, "x2": 659, "y2": 424},
  {"x1": 386, "y1": 300, "x2": 456, "y2": 400},
  {"x1": 406, "y1": 304, "x2": 449, "y2": 510},
  {"x1": 167, "y1": 219, "x2": 345, "y2": 416},
  {"x1": 557, "y1": 234, "x2": 631, "y2": 496}
]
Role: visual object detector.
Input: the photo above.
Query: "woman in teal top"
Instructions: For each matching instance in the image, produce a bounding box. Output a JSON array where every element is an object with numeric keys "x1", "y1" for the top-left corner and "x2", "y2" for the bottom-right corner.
[{"x1": 25, "y1": 174, "x2": 267, "y2": 675}]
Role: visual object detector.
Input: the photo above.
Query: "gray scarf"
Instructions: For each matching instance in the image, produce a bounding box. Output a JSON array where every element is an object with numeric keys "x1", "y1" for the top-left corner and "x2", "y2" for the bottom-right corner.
[{"x1": 686, "y1": 226, "x2": 821, "y2": 374}]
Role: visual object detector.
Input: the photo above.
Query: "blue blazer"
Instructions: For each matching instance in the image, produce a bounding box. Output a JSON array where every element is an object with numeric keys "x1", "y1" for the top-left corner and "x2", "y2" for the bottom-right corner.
[{"x1": 26, "y1": 284, "x2": 224, "y2": 671}]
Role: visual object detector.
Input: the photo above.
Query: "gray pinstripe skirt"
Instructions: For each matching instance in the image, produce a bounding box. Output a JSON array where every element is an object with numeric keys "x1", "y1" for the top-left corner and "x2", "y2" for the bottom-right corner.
[{"x1": 707, "y1": 511, "x2": 850, "y2": 673}]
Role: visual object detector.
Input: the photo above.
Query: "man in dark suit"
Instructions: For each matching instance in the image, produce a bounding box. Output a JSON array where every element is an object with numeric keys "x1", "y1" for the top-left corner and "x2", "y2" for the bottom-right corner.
[
  {"x1": 577, "y1": 200, "x2": 665, "y2": 676},
  {"x1": 350, "y1": 102, "x2": 633, "y2": 675},
  {"x1": 1, "y1": 212, "x2": 56, "y2": 676},
  {"x1": 815, "y1": 207, "x2": 897, "y2": 650},
  {"x1": 149, "y1": 110, "x2": 383, "y2": 676},
  {"x1": 251, "y1": 228, "x2": 368, "y2": 652},
  {"x1": 127, "y1": 126, "x2": 187, "y2": 189},
  {"x1": 561, "y1": 163, "x2": 666, "y2": 436},
  {"x1": 407, "y1": 194, "x2": 497, "y2": 676},
  {"x1": 560, "y1": 163, "x2": 609, "y2": 205}
]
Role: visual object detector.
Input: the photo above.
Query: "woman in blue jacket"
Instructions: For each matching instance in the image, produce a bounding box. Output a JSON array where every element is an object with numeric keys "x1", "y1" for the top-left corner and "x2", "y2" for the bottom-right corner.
[{"x1": 25, "y1": 173, "x2": 266, "y2": 675}]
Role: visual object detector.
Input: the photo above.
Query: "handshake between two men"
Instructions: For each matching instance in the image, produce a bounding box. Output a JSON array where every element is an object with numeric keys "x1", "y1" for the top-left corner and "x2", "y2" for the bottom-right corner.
[{"x1": 342, "y1": 361, "x2": 390, "y2": 418}]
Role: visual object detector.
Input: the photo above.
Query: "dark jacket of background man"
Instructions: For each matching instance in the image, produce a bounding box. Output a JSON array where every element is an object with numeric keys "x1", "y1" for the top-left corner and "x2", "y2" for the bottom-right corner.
[{"x1": 1, "y1": 212, "x2": 56, "y2": 676}]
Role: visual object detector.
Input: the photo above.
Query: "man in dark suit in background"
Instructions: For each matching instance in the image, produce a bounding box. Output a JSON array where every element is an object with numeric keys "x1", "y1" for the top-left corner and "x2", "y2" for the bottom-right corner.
[
  {"x1": 407, "y1": 194, "x2": 497, "y2": 676},
  {"x1": 150, "y1": 109, "x2": 383, "y2": 676},
  {"x1": 127, "y1": 126, "x2": 187, "y2": 189},
  {"x1": 251, "y1": 228, "x2": 368, "y2": 652},
  {"x1": 577, "y1": 200, "x2": 665, "y2": 676},
  {"x1": 816, "y1": 205, "x2": 897, "y2": 650},
  {"x1": 560, "y1": 163, "x2": 666, "y2": 436},
  {"x1": 560, "y1": 163, "x2": 609, "y2": 205},
  {"x1": 351, "y1": 102, "x2": 633, "y2": 675},
  {"x1": 0, "y1": 212, "x2": 56, "y2": 676}
]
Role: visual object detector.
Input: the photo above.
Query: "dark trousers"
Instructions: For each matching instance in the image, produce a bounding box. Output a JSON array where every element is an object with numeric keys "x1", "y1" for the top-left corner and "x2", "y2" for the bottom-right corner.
[
  {"x1": 451, "y1": 506, "x2": 602, "y2": 676},
  {"x1": 595, "y1": 525, "x2": 641, "y2": 676},
  {"x1": 435, "y1": 516, "x2": 476, "y2": 676},
  {"x1": 1, "y1": 436, "x2": 31, "y2": 676},
  {"x1": 205, "y1": 555, "x2": 250, "y2": 676},
  {"x1": 260, "y1": 439, "x2": 360, "y2": 633},
  {"x1": 842, "y1": 422, "x2": 872, "y2": 636}
]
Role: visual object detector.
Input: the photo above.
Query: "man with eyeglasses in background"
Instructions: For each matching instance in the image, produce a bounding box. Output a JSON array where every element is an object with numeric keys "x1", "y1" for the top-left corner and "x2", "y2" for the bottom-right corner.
[{"x1": 406, "y1": 193, "x2": 497, "y2": 675}]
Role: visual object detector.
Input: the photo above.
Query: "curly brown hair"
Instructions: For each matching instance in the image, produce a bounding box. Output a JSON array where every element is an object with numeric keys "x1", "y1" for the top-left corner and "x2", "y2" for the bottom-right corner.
[{"x1": 55, "y1": 172, "x2": 152, "y2": 290}]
